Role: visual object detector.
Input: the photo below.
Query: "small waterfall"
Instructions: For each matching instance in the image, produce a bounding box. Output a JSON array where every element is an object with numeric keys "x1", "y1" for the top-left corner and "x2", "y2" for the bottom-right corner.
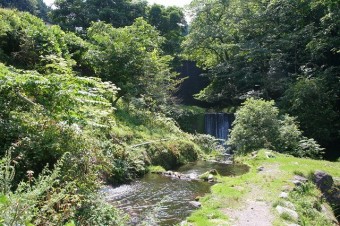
[
  {"x1": 204, "y1": 113, "x2": 234, "y2": 156},
  {"x1": 204, "y1": 113, "x2": 233, "y2": 140}
]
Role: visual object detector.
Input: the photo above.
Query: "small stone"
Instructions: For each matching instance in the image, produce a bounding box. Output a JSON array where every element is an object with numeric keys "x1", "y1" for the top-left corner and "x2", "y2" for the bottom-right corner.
[
  {"x1": 189, "y1": 201, "x2": 201, "y2": 208},
  {"x1": 257, "y1": 166, "x2": 264, "y2": 172},
  {"x1": 165, "y1": 171, "x2": 173, "y2": 175},
  {"x1": 276, "y1": 205, "x2": 299, "y2": 221},
  {"x1": 279, "y1": 192, "x2": 289, "y2": 199}
]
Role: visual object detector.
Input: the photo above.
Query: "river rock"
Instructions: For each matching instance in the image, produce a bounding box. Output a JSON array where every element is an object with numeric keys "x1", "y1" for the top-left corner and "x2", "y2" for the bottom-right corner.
[
  {"x1": 199, "y1": 171, "x2": 216, "y2": 181},
  {"x1": 209, "y1": 169, "x2": 218, "y2": 175},
  {"x1": 276, "y1": 205, "x2": 299, "y2": 221},
  {"x1": 164, "y1": 171, "x2": 173, "y2": 176},
  {"x1": 189, "y1": 201, "x2": 202, "y2": 208}
]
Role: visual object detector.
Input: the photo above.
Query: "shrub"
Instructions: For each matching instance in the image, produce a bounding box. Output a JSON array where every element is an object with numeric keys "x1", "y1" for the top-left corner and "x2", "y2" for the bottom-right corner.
[
  {"x1": 296, "y1": 138, "x2": 324, "y2": 159},
  {"x1": 228, "y1": 98, "x2": 324, "y2": 158},
  {"x1": 228, "y1": 98, "x2": 280, "y2": 154},
  {"x1": 277, "y1": 115, "x2": 302, "y2": 153}
]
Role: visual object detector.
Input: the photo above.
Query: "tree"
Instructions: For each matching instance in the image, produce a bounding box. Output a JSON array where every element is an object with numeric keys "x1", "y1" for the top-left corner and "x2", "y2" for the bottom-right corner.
[
  {"x1": 50, "y1": 0, "x2": 147, "y2": 31},
  {"x1": 146, "y1": 4, "x2": 187, "y2": 58},
  {"x1": 184, "y1": 0, "x2": 339, "y2": 156},
  {"x1": 84, "y1": 18, "x2": 179, "y2": 107},
  {"x1": 0, "y1": 0, "x2": 49, "y2": 20},
  {"x1": 280, "y1": 77, "x2": 338, "y2": 147},
  {"x1": 184, "y1": 0, "x2": 339, "y2": 104}
]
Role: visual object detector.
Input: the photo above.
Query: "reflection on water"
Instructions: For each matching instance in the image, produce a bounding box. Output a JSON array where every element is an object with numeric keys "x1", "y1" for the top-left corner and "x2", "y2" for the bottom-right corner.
[{"x1": 103, "y1": 161, "x2": 249, "y2": 225}]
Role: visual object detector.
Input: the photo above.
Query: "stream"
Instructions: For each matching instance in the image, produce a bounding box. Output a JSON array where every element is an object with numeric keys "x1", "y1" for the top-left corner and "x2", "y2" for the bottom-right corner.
[{"x1": 102, "y1": 161, "x2": 249, "y2": 225}]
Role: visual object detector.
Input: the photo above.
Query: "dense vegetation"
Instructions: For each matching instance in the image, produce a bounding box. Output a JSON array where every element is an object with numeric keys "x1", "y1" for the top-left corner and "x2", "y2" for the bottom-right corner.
[
  {"x1": 0, "y1": 0, "x2": 49, "y2": 20},
  {"x1": 0, "y1": 0, "x2": 339, "y2": 224},
  {"x1": 0, "y1": 8, "x2": 199, "y2": 225},
  {"x1": 184, "y1": 0, "x2": 339, "y2": 158}
]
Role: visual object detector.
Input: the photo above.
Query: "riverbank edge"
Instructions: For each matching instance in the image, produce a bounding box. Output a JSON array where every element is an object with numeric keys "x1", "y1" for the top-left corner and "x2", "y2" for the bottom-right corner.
[{"x1": 183, "y1": 149, "x2": 340, "y2": 226}]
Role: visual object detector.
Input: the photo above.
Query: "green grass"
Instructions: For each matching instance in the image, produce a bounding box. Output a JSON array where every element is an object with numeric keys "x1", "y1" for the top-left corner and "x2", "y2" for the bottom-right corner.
[
  {"x1": 147, "y1": 165, "x2": 166, "y2": 173},
  {"x1": 186, "y1": 149, "x2": 340, "y2": 226}
]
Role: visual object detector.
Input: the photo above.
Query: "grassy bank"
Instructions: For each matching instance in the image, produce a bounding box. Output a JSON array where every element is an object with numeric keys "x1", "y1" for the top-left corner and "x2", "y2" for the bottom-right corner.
[{"x1": 185, "y1": 150, "x2": 340, "y2": 226}]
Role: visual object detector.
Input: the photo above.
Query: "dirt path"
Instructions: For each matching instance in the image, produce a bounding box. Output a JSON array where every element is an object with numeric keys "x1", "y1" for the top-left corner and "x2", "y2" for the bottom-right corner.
[
  {"x1": 222, "y1": 186, "x2": 274, "y2": 226},
  {"x1": 222, "y1": 164, "x2": 281, "y2": 226}
]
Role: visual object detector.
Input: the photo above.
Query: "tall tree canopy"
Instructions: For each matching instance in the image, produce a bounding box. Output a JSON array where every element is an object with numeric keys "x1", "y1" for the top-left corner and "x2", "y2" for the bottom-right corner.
[
  {"x1": 184, "y1": 0, "x2": 339, "y2": 104},
  {"x1": 84, "y1": 18, "x2": 179, "y2": 106},
  {"x1": 184, "y1": 0, "x2": 339, "y2": 155},
  {"x1": 50, "y1": 0, "x2": 148, "y2": 31},
  {"x1": 0, "y1": 0, "x2": 48, "y2": 20},
  {"x1": 146, "y1": 4, "x2": 187, "y2": 58}
]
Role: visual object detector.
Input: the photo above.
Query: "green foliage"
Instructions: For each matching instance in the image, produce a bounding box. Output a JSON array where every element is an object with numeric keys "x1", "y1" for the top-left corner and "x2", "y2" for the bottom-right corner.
[
  {"x1": 288, "y1": 182, "x2": 332, "y2": 226},
  {"x1": 0, "y1": 152, "x2": 127, "y2": 225},
  {"x1": 76, "y1": 193, "x2": 128, "y2": 226},
  {"x1": 85, "y1": 18, "x2": 179, "y2": 107},
  {"x1": 185, "y1": 0, "x2": 339, "y2": 103},
  {"x1": 0, "y1": 7, "x2": 224, "y2": 225},
  {"x1": 228, "y1": 98, "x2": 324, "y2": 158},
  {"x1": 296, "y1": 138, "x2": 324, "y2": 159},
  {"x1": 281, "y1": 77, "x2": 338, "y2": 147},
  {"x1": 51, "y1": 0, "x2": 147, "y2": 31},
  {"x1": 278, "y1": 115, "x2": 303, "y2": 153},
  {"x1": 0, "y1": 150, "x2": 15, "y2": 194},
  {"x1": 193, "y1": 134, "x2": 220, "y2": 154},
  {"x1": 0, "y1": 9, "x2": 71, "y2": 69},
  {"x1": 146, "y1": 4, "x2": 187, "y2": 64},
  {"x1": 0, "y1": 0, "x2": 49, "y2": 20},
  {"x1": 0, "y1": 153, "x2": 77, "y2": 225},
  {"x1": 184, "y1": 0, "x2": 340, "y2": 155},
  {"x1": 228, "y1": 98, "x2": 280, "y2": 154},
  {"x1": 147, "y1": 165, "x2": 166, "y2": 173},
  {"x1": 0, "y1": 63, "x2": 119, "y2": 183},
  {"x1": 172, "y1": 105, "x2": 206, "y2": 134},
  {"x1": 147, "y1": 140, "x2": 199, "y2": 170}
]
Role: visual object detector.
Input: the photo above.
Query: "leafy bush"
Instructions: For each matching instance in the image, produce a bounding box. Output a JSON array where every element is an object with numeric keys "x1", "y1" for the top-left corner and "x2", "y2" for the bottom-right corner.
[
  {"x1": 228, "y1": 98, "x2": 324, "y2": 158},
  {"x1": 0, "y1": 152, "x2": 128, "y2": 225},
  {"x1": 277, "y1": 115, "x2": 303, "y2": 153},
  {"x1": 228, "y1": 98, "x2": 280, "y2": 154},
  {"x1": 192, "y1": 134, "x2": 224, "y2": 154},
  {"x1": 296, "y1": 138, "x2": 324, "y2": 159}
]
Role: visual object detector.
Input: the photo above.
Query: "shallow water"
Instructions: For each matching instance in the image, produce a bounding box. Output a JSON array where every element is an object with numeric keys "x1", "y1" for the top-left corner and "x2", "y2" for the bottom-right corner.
[{"x1": 103, "y1": 161, "x2": 249, "y2": 225}]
